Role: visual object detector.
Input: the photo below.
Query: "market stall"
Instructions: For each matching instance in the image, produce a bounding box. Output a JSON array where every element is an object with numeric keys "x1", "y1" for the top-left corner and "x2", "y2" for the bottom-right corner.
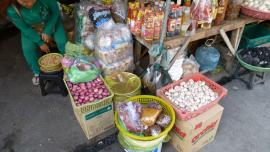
[{"x1": 36, "y1": 0, "x2": 270, "y2": 151}]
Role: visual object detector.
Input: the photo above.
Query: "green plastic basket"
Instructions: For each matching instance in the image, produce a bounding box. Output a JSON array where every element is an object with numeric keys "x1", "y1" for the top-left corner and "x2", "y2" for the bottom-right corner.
[
  {"x1": 239, "y1": 24, "x2": 270, "y2": 49},
  {"x1": 236, "y1": 49, "x2": 270, "y2": 72}
]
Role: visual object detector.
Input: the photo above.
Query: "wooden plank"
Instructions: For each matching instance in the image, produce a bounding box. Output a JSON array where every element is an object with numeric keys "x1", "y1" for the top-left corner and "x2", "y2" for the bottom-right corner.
[
  {"x1": 230, "y1": 28, "x2": 240, "y2": 50},
  {"x1": 236, "y1": 27, "x2": 244, "y2": 50},
  {"x1": 220, "y1": 28, "x2": 236, "y2": 55}
]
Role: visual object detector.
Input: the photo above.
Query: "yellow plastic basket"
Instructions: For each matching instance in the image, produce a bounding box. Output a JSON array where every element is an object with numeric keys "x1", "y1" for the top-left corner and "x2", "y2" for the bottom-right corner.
[
  {"x1": 114, "y1": 95, "x2": 176, "y2": 141},
  {"x1": 38, "y1": 53, "x2": 63, "y2": 72}
]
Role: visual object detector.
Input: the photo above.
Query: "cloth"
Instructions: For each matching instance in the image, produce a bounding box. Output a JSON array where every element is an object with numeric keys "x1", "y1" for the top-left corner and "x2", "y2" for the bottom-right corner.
[{"x1": 7, "y1": 0, "x2": 67, "y2": 74}]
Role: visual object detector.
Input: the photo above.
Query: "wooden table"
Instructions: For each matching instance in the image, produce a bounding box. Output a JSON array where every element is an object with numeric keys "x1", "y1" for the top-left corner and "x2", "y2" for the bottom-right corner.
[{"x1": 134, "y1": 17, "x2": 261, "y2": 65}]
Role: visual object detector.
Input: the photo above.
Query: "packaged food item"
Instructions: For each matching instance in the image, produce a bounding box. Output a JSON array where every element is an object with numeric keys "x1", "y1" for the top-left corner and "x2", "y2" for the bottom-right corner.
[
  {"x1": 167, "y1": 3, "x2": 177, "y2": 37},
  {"x1": 142, "y1": 9, "x2": 155, "y2": 42},
  {"x1": 99, "y1": 56, "x2": 134, "y2": 75},
  {"x1": 156, "y1": 114, "x2": 171, "y2": 128},
  {"x1": 147, "y1": 102, "x2": 163, "y2": 110},
  {"x1": 225, "y1": 0, "x2": 243, "y2": 20},
  {"x1": 144, "y1": 125, "x2": 162, "y2": 136},
  {"x1": 84, "y1": 33, "x2": 96, "y2": 51},
  {"x1": 141, "y1": 108, "x2": 162, "y2": 126},
  {"x1": 191, "y1": 0, "x2": 213, "y2": 29},
  {"x1": 88, "y1": 4, "x2": 115, "y2": 29},
  {"x1": 214, "y1": 0, "x2": 229, "y2": 26},
  {"x1": 118, "y1": 102, "x2": 144, "y2": 133},
  {"x1": 95, "y1": 24, "x2": 133, "y2": 65}
]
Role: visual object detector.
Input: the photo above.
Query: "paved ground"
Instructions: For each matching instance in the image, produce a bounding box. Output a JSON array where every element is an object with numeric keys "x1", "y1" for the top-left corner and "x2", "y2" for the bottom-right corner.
[{"x1": 0, "y1": 31, "x2": 270, "y2": 152}]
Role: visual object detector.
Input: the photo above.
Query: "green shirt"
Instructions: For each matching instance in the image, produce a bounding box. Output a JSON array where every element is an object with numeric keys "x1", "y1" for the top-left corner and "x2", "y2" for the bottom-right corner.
[{"x1": 7, "y1": 0, "x2": 60, "y2": 46}]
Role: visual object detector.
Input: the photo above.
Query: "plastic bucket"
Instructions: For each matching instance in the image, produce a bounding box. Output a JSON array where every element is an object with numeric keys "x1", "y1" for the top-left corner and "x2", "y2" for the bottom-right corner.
[
  {"x1": 118, "y1": 132, "x2": 165, "y2": 152},
  {"x1": 105, "y1": 72, "x2": 141, "y2": 104}
]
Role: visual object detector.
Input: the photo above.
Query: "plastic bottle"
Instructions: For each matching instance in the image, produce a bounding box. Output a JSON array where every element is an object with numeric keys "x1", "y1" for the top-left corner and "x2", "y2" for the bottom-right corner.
[
  {"x1": 167, "y1": 2, "x2": 176, "y2": 37},
  {"x1": 214, "y1": 0, "x2": 229, "y2": 26}
]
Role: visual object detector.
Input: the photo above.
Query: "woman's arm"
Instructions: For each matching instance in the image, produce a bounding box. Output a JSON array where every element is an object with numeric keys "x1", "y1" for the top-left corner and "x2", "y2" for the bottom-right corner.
[
  {"x1": 7, "y1": 6, "x2": 45, "y2": 46},
  {"x1": 43, "y1": 0, "x2": 60, "y2": 36}
]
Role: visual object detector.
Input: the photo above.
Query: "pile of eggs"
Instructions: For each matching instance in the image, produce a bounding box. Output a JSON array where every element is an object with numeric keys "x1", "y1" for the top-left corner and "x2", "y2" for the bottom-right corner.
[
  {"x1": 243, "y1": 0, "x2": 270, "y2": 12},
  {"x1": 165, "y1": 79, "x2": 218, "y2": 112}
]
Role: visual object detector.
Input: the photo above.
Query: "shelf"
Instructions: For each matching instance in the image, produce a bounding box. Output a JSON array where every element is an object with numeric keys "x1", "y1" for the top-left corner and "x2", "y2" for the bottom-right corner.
[{"x1": 134, "y1": 16, "x2": 259, "y2": 49}]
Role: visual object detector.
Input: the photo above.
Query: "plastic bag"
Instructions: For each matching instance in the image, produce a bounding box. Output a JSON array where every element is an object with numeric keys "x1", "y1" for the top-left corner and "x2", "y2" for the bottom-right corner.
[
  {"x1": 141, "y1": 108, "x2": 162, "y2": 126},
  {"x1": 99, "y1": 56, "x2": 134, "y2": 75},
  {"x1": 195, "y1": 40, "x2": 220, "y2": 72},
  {"x1": 84, "y1": 33, "x2": 96, "y2": 51},
  {"x1": 74, "y1": 1, "x2": 95, "y2": 43},
  {"x1": 147, "y1": 102, "x2": 162, "y2": 110},
  {"x1": 144, "y1": 125, "x2": 162, "y2": 137},
  {"x1": 118, "y1": 102, "x2": 144, "y2": 133},
  {"x1": 95, "y1": 24, "x2": 132, "y2": 64},
  {"x1": 88, "y1": 5, "x2": 115, "y2": 29},
  {"x1": 142, "y1": 64, "x2": 172, "y2": 94},
  {"x1": 67, "y1": 59, "x2": 100, "y2": 83},
  {"x1": 111, "y1": 0, "x2": 127, "y2": 22},
  {"x1": 65, "y1": 41, "x2": 90, "y2": 57},
  {"x1": 156, "y1": 114, "x2": 171, "y2": 129},
  {"x1": 191, "y1": 0, "x2": 213, "y2": 23},
  {"x1": 182, "y1": 55, "x2": 200, "y2": 77}
]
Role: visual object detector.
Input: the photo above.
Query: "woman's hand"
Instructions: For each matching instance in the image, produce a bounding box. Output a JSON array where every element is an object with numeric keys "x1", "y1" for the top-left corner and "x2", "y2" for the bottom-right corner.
[
  {"x1": 41, "y1": 33, "x2": 51, "y2": 43},
  {"x1": 40, "y1": 43, "x2": 50, "y2": 53}
]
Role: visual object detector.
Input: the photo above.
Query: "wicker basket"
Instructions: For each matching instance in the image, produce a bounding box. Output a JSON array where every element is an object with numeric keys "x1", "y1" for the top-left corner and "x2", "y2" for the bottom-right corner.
[
  {"x1": 38, "y1": 53, "x2": 63, "y2": 72},
  {"x1": 241, "y1": 5, "x2": 270, "y2": 20}
]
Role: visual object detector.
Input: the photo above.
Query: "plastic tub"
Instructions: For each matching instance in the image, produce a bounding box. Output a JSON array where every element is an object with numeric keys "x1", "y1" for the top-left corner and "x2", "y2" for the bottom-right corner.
[{"x1": 105, "y1": 72, "x2": 141, "y2": 104}]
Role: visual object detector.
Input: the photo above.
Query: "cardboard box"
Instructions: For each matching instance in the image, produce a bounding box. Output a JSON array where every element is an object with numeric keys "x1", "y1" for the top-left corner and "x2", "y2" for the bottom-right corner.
[
  {"x1": 170, "y1": 104, "x2": 224, "y2": 152},
  {"x1": 74, "y1": 103, "x2": 115, "y2": 140}
]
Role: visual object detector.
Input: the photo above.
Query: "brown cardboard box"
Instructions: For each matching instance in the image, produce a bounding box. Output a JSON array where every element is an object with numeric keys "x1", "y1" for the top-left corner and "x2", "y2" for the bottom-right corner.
[
  {"x1": 170, "y1": 104, "x2": 224, "y2": 152},
  {"x1": 73, "y1": 103, "x2": 115, "y2": 140}
]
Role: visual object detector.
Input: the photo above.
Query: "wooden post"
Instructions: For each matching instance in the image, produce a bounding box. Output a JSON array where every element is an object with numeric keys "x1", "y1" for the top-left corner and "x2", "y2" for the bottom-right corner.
[{"x1": 220, "y1": 28, "x2": 236, "y2": 55}]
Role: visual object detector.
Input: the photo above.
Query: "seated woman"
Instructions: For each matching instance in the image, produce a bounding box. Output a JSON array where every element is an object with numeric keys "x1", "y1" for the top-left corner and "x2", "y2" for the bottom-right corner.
[{"x1": 0, "y1": 0, "x2": 67, "y2": 85}]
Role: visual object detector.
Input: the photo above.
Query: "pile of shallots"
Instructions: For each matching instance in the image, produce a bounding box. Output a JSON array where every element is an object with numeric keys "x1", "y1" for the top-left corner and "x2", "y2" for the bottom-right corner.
[
  {"x1": 66, "y1": 77, "x2": 110, "y2": 106},
  {"x1": 165, "y1": 79, "x2": 218, "y2": 112}
]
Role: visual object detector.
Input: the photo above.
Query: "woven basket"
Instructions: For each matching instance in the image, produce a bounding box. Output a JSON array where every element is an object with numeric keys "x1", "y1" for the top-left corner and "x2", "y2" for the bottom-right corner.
[
  {"x1": 38, "y1": 53, "x2": 63, "y2": 72},
  {"x1": 241, "y1": 5, "x2": 270, "y2": 20}
]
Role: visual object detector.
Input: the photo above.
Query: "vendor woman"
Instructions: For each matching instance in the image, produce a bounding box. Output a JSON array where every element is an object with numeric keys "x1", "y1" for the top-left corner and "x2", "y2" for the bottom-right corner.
[{"x1": 0, "y1": 0, "x2": 67, "y2": 85}]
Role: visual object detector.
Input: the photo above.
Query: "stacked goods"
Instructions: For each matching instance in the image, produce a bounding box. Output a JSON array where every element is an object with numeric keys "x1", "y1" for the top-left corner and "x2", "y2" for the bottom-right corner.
[
  {"x1": 239, "y1": 47, "x2": 270, "y2": 68},
  {"x1": 66, "y1": 77, "x2": 111, "y2": 106},
  {"x1": 117, "y1": 101, "x2": 171, "y2": 137},
  {"x1": 157, "y1": 73, "x2": 227, "y2": 120},
  {"x1": 241, "y1": 0, "x2": 270, "y2": 20},
  {"x1": 170, "y1": 104, "x2": 224, "y2": 152},
  {"x1": 64, "y1": 75, "x2": 115, "y2": 139},
  {"x1": 115, "y1": 95, "x2": 175, "y2": 152},
  {"x1": 74, "y1": 1, "x2": 95, "y2": 44},
  {"x1": 243, "y1": 0, "x2": 270, "y2": 12}
]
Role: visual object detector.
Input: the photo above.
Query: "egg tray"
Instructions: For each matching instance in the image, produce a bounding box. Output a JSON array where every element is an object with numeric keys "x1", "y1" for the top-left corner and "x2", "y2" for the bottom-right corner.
[
  {"x1": 157, "y1": 73, "x2": 227, "y2": 121},
  {"x1": 241, "y1": 5, "x2": 270, "y2": 20}
]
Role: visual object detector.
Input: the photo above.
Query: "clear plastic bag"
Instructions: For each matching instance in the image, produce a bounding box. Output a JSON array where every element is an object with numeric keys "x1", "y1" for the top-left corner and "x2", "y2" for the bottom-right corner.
[
  {"x1": 67, "y1": 58, "x2": 100, "y2": 83},
  {"x1": 95, "y1": 24, "x2": 133, "y2": 64},
  {"x1": 191, "y1": 0, "x2": 213, "y2": 23},
  {"x1": 111, "y1": 0, "x2": 127, "y2": 22},
  {"x1": 74, "y1": 1, "x2": 95, "y2": 43},
  {"x1": 118, "y1": 102, "x2": 144, "y2": 133},
  {"x1": 88, "y1": 4, "x2": 115, "y2": 29},
  {"x1": 99, "y1": 56, "x2": 134, "y2": 75},
  {"x1": 182, "y1": 55, "x2": 200, "y2": 77}
]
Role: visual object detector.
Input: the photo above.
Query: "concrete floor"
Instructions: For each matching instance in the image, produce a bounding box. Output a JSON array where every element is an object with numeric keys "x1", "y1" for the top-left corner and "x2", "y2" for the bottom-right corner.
[{"x1": 0, "y1": 31, "x2": 270, "y2": 152}]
